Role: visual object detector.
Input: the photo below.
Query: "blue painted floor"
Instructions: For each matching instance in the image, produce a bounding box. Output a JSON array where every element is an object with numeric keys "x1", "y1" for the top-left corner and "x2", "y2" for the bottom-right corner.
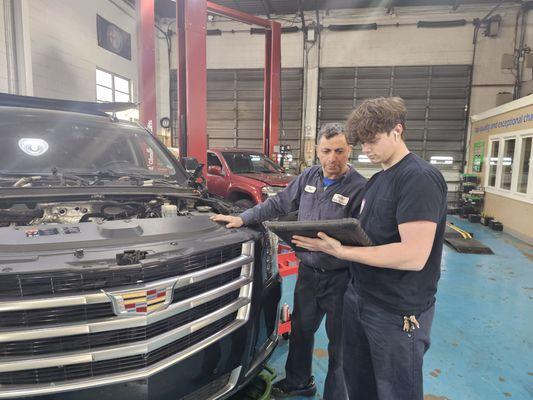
[{"x1": 267, "y1": 216, "x2": 533, "y2": 400}]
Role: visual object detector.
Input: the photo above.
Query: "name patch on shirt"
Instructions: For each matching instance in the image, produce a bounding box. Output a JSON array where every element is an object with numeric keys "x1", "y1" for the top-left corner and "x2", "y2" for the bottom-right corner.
[
  {"x1": 332, "y1": 193, "x2": 349, "y2": 206},
  {"x1": 305, "y1": 185, "x2": 317, "y2": 193}
]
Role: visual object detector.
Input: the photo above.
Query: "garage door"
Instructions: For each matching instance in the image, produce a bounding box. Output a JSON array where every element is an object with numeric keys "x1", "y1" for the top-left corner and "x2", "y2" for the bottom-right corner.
[
  {"x1": 171, "y1": 68, "x2": 303, "y2": 167},
  {"x1": 318, "y1": 65, "x2": 471, "y2": 204}
]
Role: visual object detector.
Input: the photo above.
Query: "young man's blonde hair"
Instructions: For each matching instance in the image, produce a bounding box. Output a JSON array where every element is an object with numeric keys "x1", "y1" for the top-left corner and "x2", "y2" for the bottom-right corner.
[{"x1": 346, "y1": 97, "x2": 407, "y2": 144}]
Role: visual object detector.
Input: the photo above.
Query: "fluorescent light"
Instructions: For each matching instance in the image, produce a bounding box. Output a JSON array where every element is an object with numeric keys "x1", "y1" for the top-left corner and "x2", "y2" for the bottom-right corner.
[{"x1": 430, "y1": 156, "x2": 453, "y2": 165}]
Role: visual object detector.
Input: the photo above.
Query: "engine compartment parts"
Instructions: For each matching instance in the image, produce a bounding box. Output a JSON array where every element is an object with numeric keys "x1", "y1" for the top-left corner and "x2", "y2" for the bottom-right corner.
[{"x1": 116, "y1": 249, "x2": 148, "y2": 266}]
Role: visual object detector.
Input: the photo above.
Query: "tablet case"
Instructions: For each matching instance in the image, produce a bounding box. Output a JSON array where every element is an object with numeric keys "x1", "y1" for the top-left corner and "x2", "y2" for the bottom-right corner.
[{"x1": 264, "y1": 218, "x2": 373, "y2": 250}]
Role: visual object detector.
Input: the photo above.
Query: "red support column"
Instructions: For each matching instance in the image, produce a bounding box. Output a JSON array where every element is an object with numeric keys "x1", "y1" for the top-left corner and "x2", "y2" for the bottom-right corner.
[
  {"x1": 263, "y1": 32, "x2": 272, "y2": 156},
  {"x1": 176, "y1": 0, "x2": 207, "y2": 168},
  {"x1": 268, "y1": 21, "x2": 281, "y2": 158},
  {"x1": 138, "y1": 0, "x2": 156, "y2": 135}
]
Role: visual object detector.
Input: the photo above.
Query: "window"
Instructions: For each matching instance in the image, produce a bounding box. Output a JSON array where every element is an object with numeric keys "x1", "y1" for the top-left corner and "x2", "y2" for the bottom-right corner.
[
  {"x1": 96, "y1": 68, "x2": 131, "y2": 103},
  {"x1": 485, "y1": 133, "x2": 533, "y2": 203},
  {"x1": 222, "y1": 152, "x2": 282, "y2": 174},
  {"x1": 207, "y1": 153, "x2": 223, "y2": 168},
  {"x1": 488, "y1": 140, "x2": 499, "y2": 187},
  {"x1": 500, "y1": 138, "x2": 515, "y2": 190},
  {"x1": 517, "y1": 137, "x2": 532, "y2": 194},
  {"x1": 96, "y1": 69, "x2": 137, "y2": 121}
]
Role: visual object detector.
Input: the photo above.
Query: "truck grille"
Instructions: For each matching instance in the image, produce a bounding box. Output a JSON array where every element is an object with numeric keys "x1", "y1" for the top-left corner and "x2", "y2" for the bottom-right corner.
[
  {"x1": 0, "y1": 291, "x2": 239, "y2": 357},
  {"x1": 0, "y1": 241, "x2": 254, "y2": 398},
  {"x1": 0, "y1": 313, "x2": 236, "y2": 386},
  {"x1": 0, "y1": 269, "x2": 242, "y2": 328},
  {"x1": 0, "y1": 244, "x2": 242, "y2": 298}
]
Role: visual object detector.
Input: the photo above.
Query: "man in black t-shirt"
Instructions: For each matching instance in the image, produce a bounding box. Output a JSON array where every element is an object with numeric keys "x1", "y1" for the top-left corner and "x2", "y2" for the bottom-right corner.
[{"x1": 292, "y1": 97, "x2": 447, "y2": 400}]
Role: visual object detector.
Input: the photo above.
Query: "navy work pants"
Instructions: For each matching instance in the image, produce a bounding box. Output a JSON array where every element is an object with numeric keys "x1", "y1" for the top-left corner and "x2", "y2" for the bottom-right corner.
[
  {"x1": 342, "y1": 280, "x2": 435, "y2": 400},
  {"x1": 285, "y1": 264, "x2": 350, "y2": 400}
]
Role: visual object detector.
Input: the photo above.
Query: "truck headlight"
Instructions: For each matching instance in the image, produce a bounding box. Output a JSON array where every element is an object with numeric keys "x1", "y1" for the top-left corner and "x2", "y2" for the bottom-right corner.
[
  {"x1": 262, "y1": 231, "x2": 279, "y2": 281},
  {"x1": 261, "y1": 186, "x2": 283, "y2": 197}
]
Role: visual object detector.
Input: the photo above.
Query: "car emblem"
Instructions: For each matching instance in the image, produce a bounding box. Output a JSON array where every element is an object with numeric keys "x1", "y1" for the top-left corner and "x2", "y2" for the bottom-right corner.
[{"x1": 104, "y1": 280, "x2": 177, "y2": 316}]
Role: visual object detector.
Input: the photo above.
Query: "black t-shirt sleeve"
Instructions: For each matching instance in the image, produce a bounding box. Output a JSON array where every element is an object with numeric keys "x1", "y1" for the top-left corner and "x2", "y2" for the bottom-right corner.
[{"x1": 396, "y1": 170, "x2": 444, "y2": 225}]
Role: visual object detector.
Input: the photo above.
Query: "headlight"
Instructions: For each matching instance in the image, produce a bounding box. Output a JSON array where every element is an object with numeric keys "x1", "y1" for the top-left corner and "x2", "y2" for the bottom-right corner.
[
  {"x1": 261, "y1": 186, "x2": 283, "y2": 197},
  {"x1": 262, "y1": 231, "x2": 279, "y2": 281}
]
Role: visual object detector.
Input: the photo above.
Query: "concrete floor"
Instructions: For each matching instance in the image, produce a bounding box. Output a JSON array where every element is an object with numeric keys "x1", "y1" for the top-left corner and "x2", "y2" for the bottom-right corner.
[{"x1": 268, "y1": 216, "x2": 533, "y2": 400}]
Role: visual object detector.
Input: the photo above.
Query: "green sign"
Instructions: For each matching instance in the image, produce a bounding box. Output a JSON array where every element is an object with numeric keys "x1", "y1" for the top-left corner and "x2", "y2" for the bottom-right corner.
[{"x1": 472, "y1": 141, "x2": 485, "y2": 173}]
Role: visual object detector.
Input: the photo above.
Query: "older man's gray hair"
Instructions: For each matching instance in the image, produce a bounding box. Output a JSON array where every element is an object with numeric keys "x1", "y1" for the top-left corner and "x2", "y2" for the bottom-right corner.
[{"x1": 317, "y1": 122, "x2": 349, "y2": 143}]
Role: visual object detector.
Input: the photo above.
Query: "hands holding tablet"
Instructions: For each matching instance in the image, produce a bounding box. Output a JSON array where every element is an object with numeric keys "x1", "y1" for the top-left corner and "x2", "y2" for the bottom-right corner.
[{"x1": 291, "y1": 232, "x2": 343, "y2": 256}]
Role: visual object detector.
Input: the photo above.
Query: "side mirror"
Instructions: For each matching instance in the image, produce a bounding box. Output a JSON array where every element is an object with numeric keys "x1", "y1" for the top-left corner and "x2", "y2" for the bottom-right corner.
[
  {"x1": 208, "y1": 165, "x2": 223, "y2": 176},
  {"x1": 181, "y1": 157, "x2": 199, "y2": 173}
]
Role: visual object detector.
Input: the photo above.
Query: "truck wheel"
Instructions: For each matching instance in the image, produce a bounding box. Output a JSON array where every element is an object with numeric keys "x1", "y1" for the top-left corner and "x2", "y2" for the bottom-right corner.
[{"x1": 235, "y1": 199, "x2": 254, "y2": 209}]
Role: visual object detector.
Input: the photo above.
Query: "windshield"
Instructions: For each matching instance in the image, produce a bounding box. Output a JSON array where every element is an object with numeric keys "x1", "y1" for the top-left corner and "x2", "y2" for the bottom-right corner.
[
  {"x1": 0, "y1": 108, "x2": 187, "y2": 185},
  {"x1": 222, "y1": 151, "x2": 283, "y2": 174}
]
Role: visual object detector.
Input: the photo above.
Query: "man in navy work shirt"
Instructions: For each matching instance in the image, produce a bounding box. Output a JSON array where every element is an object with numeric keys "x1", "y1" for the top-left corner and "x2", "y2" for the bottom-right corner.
[
  {"x1": 211, "y1": 123, "x2": 366, "y2": 399},
  {"x1": 293, "y1": 97, "x2": 447, "y2": 400}
]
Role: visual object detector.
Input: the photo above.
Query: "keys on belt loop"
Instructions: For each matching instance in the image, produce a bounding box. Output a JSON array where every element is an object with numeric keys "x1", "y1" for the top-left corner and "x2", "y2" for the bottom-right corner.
[{"x1": 402, "y1": 315, "x2": 420, "y2": 337}]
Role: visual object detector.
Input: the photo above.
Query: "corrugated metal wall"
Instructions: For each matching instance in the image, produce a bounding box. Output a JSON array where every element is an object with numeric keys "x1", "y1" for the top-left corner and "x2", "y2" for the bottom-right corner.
[
  {"x1": 318, "y1": 65, "x2": 471, "y2": 204},
  {"x1": 171, "y1": 68, "x2": 303, "y2": 165}
]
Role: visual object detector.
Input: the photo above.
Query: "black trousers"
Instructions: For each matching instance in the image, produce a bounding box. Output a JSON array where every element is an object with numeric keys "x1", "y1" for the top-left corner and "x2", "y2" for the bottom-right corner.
[
  {"x1": 342, "y1": 280, "x2": 435, "y2": 400},
  {"x1": 285, "y1": 264, "x2": 350, "y2": 400}
]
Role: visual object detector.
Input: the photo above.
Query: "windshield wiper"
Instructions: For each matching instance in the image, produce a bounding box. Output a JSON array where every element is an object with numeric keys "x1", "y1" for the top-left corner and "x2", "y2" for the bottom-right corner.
[
  {"x1": 0, "y1": 170, "x2": 92, "y2": 187},
  {"x1": 90, "y1": 169, "x2": 183, "y2": 188},
  {"x1": 90, "y1": 169, "x2": 145, "y2": 185}
]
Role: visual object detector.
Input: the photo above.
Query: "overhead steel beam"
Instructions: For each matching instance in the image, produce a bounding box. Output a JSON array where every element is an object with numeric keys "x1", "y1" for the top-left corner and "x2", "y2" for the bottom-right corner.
[{"x1": 207, "y1": 1, "x2": 272, "y2": 28}]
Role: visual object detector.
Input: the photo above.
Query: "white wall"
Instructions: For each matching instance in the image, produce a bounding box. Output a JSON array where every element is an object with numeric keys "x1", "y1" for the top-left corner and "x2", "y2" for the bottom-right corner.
[
  {"x1": 155, "y1": 20, "x2": 172, "y2": 135},
  {"x1": 205, "y1": 20, "x2": 304, "y2": 69},
  {"x1": 197, "y1": 4, "x2": 522, "y2": 117},
  {"x1": 28, "y1": 0, "x2": 138, "y2": 102},
  {"x1": 0, "y1": 0, "x2": 9, "y2": 93}
]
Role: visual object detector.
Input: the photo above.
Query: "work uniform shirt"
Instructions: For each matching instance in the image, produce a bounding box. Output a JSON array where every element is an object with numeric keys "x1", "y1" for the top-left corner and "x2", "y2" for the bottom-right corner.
[
  {"x1": 353, "y1": 153, "x2": 447, "y2": 315},
  {"x1": 240, "y1": 165, "x2": 366, "y2": 270}
]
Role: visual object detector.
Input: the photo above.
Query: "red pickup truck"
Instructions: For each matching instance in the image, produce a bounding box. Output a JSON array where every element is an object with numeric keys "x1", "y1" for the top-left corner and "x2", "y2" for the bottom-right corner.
[{"x1": 206, "y1": 148, "x2": 294, "y2": 208}]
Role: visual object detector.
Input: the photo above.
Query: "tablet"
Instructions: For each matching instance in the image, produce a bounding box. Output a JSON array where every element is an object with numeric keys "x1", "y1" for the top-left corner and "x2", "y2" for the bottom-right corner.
[{"x1": 264, "y1": 218, "x2": 373, "y2": 250}]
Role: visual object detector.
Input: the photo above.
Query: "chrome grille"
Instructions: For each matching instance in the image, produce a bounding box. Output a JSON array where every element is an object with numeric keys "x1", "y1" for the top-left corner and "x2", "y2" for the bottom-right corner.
[
  {"x1": 0, "y1": 241, "x2": 254, "y2": 398},
  {"x1": 0, "y1": 313, "x2": 237, "y2": 386},
  {"x1": 0, "y1": 244, "x2": 242, "y2": 298},
  {"x1": 0, "y1": 269, "x2": 242, "y2": 328},
  {"x1": 0, "y1": 303, "x2": 114, "y2": 328},
  {"x1": 0, "y1": 291, "x2": 239, "y2": 357}
]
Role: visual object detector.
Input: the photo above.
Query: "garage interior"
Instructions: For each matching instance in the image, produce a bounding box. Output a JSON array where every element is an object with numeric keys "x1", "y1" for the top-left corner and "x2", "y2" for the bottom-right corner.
[{"x1": 1, "y1": 0, "x2": 532, "y2": 400}]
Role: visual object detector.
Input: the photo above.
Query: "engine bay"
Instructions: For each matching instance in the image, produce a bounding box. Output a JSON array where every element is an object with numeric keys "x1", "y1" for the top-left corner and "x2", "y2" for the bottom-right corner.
[{"x1": 0, "y1": 194, "x2": 222, "y2": 227}]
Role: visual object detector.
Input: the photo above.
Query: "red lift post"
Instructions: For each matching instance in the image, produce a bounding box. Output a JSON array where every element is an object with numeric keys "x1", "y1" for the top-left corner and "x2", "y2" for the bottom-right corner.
[
  {"x1": 205, "y1": 2, "x2": 281, "y2": 158},
  {"x1": 175, "y1": 0, "x2": 281, "y2": 167},
  {"x1": 139, "y1": 0, "x2": 281, "y2": 165}
]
